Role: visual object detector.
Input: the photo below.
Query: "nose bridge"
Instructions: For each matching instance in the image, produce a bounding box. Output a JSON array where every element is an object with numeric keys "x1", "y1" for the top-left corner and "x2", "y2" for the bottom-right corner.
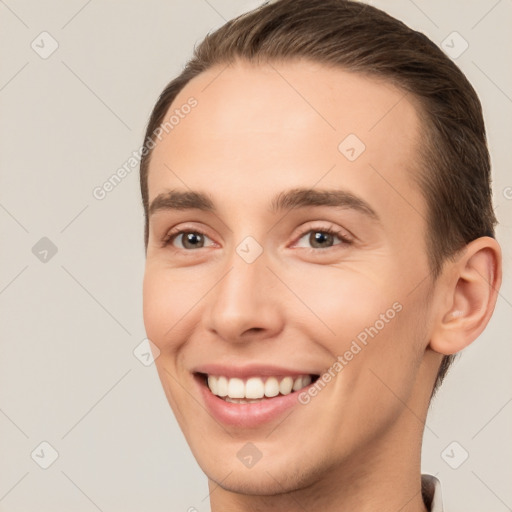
[
  {"x1": 205, "y1": 240, "x2": 282, "y2": 341},
  {"x1": 225, "y1": 254, "x2": 262, "y2": 302}
]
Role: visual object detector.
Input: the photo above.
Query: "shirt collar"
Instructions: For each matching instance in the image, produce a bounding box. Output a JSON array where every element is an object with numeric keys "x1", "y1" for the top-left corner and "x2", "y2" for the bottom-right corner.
[{"x1": 421, "y1": 474, "x2": 444, "y2": 512}]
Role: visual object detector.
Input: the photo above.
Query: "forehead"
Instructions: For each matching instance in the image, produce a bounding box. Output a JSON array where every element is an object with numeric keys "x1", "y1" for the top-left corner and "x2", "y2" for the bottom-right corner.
[{"x1": 148, "y1": 60, "x2": 426, "y2": 228}]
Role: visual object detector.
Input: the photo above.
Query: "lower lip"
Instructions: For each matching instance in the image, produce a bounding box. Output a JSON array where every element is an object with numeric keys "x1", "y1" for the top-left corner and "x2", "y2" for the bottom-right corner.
[{"x1": 195, "y1": 375, "x2": 310, "y2": 428}]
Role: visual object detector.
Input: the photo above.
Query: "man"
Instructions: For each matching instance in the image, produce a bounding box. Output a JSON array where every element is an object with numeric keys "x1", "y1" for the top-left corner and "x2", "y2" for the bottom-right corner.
[{"x1": 139, "y1": 1, "x2": 502, "y2": 510}]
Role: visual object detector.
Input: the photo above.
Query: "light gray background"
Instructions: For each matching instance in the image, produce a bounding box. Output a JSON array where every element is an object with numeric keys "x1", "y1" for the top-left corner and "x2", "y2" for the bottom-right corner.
[{"x1": 0, "y1": 0, "x2": 511, "y2": 511}]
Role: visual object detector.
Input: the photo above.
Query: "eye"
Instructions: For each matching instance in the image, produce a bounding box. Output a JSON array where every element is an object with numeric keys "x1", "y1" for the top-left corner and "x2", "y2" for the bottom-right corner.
[
  {"x1": 163, "y1": 230, "x2": 215, "y2": 250},
  {"x1": 294, "y1": 227, "x2": 352, "y2": 250}
]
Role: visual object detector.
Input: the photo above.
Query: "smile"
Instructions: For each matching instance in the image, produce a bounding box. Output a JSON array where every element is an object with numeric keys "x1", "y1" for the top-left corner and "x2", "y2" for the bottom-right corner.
[
  {"x1": 204, "y1": 374, "x2": 318, "y2": 403},
  {"x1": 191, "y1": 364, "x2": 322, "y2": 427}
]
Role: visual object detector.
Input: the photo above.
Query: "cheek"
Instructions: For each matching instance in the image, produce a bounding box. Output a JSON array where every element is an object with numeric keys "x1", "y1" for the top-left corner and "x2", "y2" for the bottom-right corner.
[
  {"x1": 335, "y1": 289, "x2": 429, "y2": 419},
  {"x1": 289, "y1": 265, "x2": 399, "y2": 346},
  {"x1": 292, "y1": 264, "x2": 427, "y2": 393},
  {"x1": 142, "y1": 267, "x2": 196, "y2": 352},
  {"x1": 142, "y1": 268, "x2": 197, "y2": 420}
]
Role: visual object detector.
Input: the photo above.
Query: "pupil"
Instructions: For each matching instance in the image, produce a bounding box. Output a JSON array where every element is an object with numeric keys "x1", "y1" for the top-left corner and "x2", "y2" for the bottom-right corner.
[
  {"x1": 311, "y1": 231, "x2": 332, "y2": 248},
  {"x1": 185, "y1": 232, "x2": 203, "y2": 248}
]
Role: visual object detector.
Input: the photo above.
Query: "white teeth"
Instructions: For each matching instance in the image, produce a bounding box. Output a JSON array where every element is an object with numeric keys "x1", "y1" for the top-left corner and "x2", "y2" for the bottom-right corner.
[
  {"x1": 227, "y1": 377, "x2": 245, "y2": 399},
  {"x1": 205, "y1": 374, "x2": 314, "y2": 400},
  {"x1": 264, "y1": 377, "x2": 280, "y2": 397},
  {"x1": 279, "y1": 376, "x2": 294, "y2": 395},
  {"x1": 207, "y1": 375, "x2": 218, "y2": 395},
  {"x1": 217, "y1": 376, "x2": 228, "y2": 397},
  {"x1": 246, "y1": 377, "x2": 265, "y2": 399},
  {"x1": 225, "y1": 397, "x2": 264, "y2": 404}
]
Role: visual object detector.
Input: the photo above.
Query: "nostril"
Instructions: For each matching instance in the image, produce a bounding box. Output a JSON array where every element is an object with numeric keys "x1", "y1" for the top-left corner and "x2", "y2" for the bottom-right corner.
[{"x1": 245, "y1": 327, "x2": 264, "y2": 335}]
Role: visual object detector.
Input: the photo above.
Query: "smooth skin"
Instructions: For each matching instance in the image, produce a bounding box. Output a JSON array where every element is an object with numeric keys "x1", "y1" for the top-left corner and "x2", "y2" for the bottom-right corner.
[{"x1": 143, "y1": 60, "x2": 501, "y2": 512}]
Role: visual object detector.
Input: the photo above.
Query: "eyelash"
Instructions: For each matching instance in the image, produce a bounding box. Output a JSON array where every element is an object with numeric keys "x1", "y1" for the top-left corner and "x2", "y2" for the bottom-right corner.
[
  {"x1": 161, "y1": 225, "x2": 353, "y2": 251},
  {"x1": 293, "y1": 226, "x2": 353, "y2": 251}
]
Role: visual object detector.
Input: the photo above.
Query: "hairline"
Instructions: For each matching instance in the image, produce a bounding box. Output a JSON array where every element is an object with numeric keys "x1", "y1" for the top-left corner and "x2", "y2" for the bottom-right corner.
[{"x1": 142, "y1": 58, "x2": 442, "y2": 275}]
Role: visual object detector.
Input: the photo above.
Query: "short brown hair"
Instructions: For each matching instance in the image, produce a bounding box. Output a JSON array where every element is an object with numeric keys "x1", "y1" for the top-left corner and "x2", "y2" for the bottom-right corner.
[{"x1": 139, "y1": 0, "x2": 497, "y2": 394}]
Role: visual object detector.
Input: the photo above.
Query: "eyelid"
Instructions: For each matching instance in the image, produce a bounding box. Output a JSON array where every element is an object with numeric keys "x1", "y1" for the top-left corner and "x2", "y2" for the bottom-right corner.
[
  {"x1": 161, "y1": 221, "x2": 354, "y2": 251},
  {"x1": 161, "y1": 224, "x2": 217, "y2": 249},
  {"x1": 290, "y1": 222, "x2": 354, "y2": 249}
]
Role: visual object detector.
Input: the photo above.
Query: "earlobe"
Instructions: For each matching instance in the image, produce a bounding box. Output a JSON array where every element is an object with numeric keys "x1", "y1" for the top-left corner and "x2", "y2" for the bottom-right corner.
[{"x1": 429, "y1": 236, "x2": 502, "y2": 356}]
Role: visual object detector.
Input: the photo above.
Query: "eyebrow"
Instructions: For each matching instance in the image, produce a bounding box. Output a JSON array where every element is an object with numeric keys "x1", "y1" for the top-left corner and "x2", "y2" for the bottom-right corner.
[{"x1": 149, "y1": 187, "x2": 379, "y2": 220}]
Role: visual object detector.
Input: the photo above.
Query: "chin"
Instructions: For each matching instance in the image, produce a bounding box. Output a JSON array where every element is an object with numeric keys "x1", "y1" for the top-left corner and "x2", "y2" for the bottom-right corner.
[{"x1": 200, "y1": 450, "x2": 331, "y2": 497}]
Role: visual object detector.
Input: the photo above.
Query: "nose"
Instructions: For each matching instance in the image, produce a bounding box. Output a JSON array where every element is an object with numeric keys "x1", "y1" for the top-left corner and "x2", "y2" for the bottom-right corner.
[{"x1": 203, "y1": 249, "x2": 284, "y2": 343}]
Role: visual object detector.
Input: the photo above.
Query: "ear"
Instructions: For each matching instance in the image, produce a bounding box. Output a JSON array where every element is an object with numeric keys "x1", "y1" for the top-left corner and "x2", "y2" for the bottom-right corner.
[{"x1": 429, "y1": 236, "x2": 502, "y2": 355}]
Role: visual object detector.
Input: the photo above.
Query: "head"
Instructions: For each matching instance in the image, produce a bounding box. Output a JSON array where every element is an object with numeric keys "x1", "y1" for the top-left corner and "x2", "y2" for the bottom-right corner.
[{"x1": 140, "y1": 0, "x2": 501, "y2": 502}]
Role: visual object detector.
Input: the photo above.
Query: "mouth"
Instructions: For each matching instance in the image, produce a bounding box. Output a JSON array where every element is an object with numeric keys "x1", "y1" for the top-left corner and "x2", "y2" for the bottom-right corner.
[
  {"x1": 196, "y1": 372, "x2": 320, "y2": 404},
  {"x1": 191, "y1": 363, "x2": 323, "y2": 427}
]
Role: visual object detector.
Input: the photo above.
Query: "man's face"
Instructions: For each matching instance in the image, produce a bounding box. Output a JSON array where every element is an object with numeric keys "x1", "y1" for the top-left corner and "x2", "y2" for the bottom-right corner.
[{"x1": 143, "y1": 60, "x2": 441, "y2": 493}]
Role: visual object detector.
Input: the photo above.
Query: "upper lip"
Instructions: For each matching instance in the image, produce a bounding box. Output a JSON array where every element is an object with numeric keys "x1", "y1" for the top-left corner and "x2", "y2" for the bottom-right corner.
[{"x1": 192, "y1": 363, "x2": 320, "y2": 379}]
